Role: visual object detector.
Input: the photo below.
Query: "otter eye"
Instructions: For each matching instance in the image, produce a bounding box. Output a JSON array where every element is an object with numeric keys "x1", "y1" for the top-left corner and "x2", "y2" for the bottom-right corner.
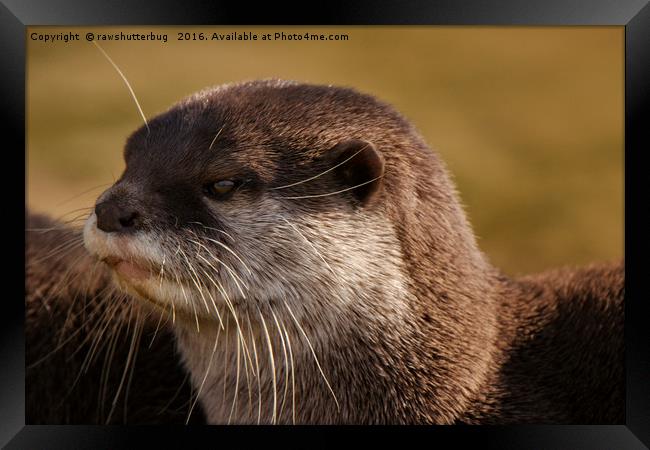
[{"x1": 205, "y1": 180, "x2": 236, "y2": 199}]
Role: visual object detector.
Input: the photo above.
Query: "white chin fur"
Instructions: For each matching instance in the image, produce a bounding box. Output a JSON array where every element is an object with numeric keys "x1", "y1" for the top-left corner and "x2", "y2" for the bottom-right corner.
[{"x1": 82, "y1": 212, "x2": 202, "y2": 317}]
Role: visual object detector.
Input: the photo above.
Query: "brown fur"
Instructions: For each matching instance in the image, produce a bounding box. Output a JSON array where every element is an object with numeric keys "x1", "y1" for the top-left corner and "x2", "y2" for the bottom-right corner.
[
  {"x1": 460, "y1": 262, "x2": 624, "y2": 423},
  {"x1": 30, "y1": 79, "x2": 623, "y2": 424},
  {"x1": 25, "y1": 211, "x2": 205, "y2": 424}
]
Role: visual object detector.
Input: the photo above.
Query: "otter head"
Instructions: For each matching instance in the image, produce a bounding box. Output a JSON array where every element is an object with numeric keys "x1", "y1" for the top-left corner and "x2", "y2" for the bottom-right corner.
[
  {"x1": 82, "y1": 80, "x2": 424, "y2": 333},
  {"x1": 83, "y1": 80, "x2": 498, "y2": 423}
]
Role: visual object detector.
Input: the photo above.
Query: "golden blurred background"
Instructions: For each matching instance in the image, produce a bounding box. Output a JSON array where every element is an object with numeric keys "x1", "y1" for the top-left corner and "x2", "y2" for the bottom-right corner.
[{"x1": 26, "y1": 26, "x2": 623, "y2": 276}]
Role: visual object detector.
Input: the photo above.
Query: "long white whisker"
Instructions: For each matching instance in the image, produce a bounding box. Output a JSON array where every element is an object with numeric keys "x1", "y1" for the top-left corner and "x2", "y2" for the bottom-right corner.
[
  {"x1": 122, "y1": 312, "x2": 145, "y2": 423},
  {"x1": 228, "y1": 331, "x2": 242, "y2": 424},
  {"x1": 54, "y1": 182, "x2": 112, "y2": 207},
  {"x1": 159, "y1": 253, "x2": 177, "y2": 325},
  {"x1": 148, "y1": 301, "x2": 171, "y2": 349},
  {"x1": 270, "y1": 143, "x2": 370, "y2": 190},
  {"x1": 173, "y1": 268, "x2": 199, "y2": 332},
  {"x1": 203, "y1": 237, "x2": 253, "y2": 276},
  {"x1": 270, "y1": 307, "x2": 290, "y2": 420},
  {"x1": 190, "y1": 238, "x2": 249, "y2": 293},
  {"x1": 283, "y1": 324, "x2": 296, "y2": 425},
  {"x1": 246, "y1": 311, "x2": 262, "y2": 425},
  {"x1": 208, "y1": 125, "x2": 225, "y2": 150},
  {"x1": 195, "y1": 261, "x2": 254, "y2": 377},
  {"x1": 283, "y1": 300, "x2": 339, "y2": 411},
  {"x1": 192, "y1": 251, "x2": 256, "y2": 419},
  {"x1": 188, "y1": 222, "x2": 235, "y2": 241},
  {"x1": 258, "y1": 307, "x2": 278, "y2": 424},
  {"x1": 29, "y1": 239, "x2": 83, "y2": 265},
  {"x1": 280, "y1": 217, "x2": 341, "y2": 283},
  {"x1": 186, "y1": 325, "x2": 221, "y2": 424},
  {"x1": 221, "y1": 314, "x2": 230, "y2": 412},
  {"x1": 279, "y1": 175, "x2": 383, "y2": 200},
  {"x1": 91, "y1": 40, "x2": 149, "y2": 133},
  {"x1": 106, "y1": 306, "x2": 141, "y2": 423},
  {"x1": 179, "y1": 248, "x2": 212, "y2": 315}
]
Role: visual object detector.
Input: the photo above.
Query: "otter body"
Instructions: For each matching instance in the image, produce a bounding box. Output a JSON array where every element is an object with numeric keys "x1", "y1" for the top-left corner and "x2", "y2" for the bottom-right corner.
[
  {"x1": 462, "y1": 262, "x2": 624, "y2": 423},
  {"x1": 29, "y1": 79, "x2": 622, "y2": 424}
]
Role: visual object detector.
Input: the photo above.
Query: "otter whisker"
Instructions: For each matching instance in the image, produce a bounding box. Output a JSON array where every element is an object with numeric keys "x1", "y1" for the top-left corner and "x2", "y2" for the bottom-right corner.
[
  {"x1": 188, "y1": 221, "x2": 234, "y2": 241},
  {"x1": 27, "y1": 226, "x2": 84, "y2": 232},
  {"x1": 270, "y1": 306, "x2": 290, "y2": 419},
  {"x1": 243, "y1": 329, "x2": 254, "y2": 420},
  {"x1": 148, "y1": 301, "x2": 172, "y2": 349},
  {"x1": 106, "y1": 306, "x2": 142, "y2": 424},
  {"x1": 217, "y1": 300, "x2": 255, "y2": 422},
  {"x1": 98, "y1": 302, "x2": 127, "y2": 421},
  {"x1": 179, "y1": 248, "x2": 212, "y2": 315},
  {"x1": 58, "y1": 259, "x2": 105, "y2": 335},
  {"x1": 29, "y1": 238, "x2": 84, "y2": 265},
  {"x1": 158, "y1": 254, "x2": 166, "y2": 287},
  {"x1": 54, "y1": 182, "x2": 113, "y2": 207},
  {"x1": 95, "y1": 295, "x2": 129, "y2": 378},
  {"x1": 246, "y1": 311, "x2": 262, "y2": 425},
  {"x1": 222, "y1": 314, "x2": 230, "y2": 412},
  {"x1": 53, "y1": 260, "x2": 104, "y2": 346},
  {"x1": 227, "y1": 331, "x2": 242, "y2": 424},
  {"x1": 70, "y1": 292, "x2": 124, "y2": 370},
  {"x1": 171, "y1": 268, "x2": 188, "y2": 304},
  {"x1": 270, "y1": 143, "x2": 370, "y2": 190},
  {"x1": 54, "y1": 205, "x2": 94, "y2": 220},
  {"x1": 123, "y1": 311, "x2": 145, "y2": 423},
  {"x1": 26, "y1": 282, "x2": 115, "y2": 370},
  {"x1": 258, "y1": 307, "x2": 278, "y2": 424},
  {"x1": 280, "y1": 217, "x2": 341, "y2": 283},
  {"x1": 283, "y1": 323, "x2": 297, "y2": 425},
  {"x1": 208, "y1": 125, "x2": 225, "y2": 150},
  {"x1": 192, "y1": 239, "x2": 249, "y2": 296},
  {"x1": 195, "y1": 262, "x2": 254, "y2": 377},
  {"x1": 186, "y1": 322, "x2": 221, "y2": 424},
  {"x1": 193, "y1": 264, "x2": 226, "y2": 330},
  {"x1": 170, "y1": 295, "x2": 177, "y2": 325},
  {"x1": 158, "y1": 370, "x2": 193, "y2": 416},
  {"x1": 171, "y1": 249, "x2": 189, "y2": 307},
  {"x1": 199, "y1": 247, "x2": 249, "y2": 297},
  {"x1": 93, "y1": 296, "x2": 134, "y2": 421},
  {"x1": 34, "y1": 259, "x2": 79, "y2": 316},
  {"x1": 194, "y1": 261, "x2": 255, "y2": 419},
  {"x1": 54, "y1": 210, "x2": 95, "y2": 227},
  {"x1": 279, "y1": 175, "x2": 383, "y2": 200},
  {"x1": 59, "y1": 215, "x2": 92, "y2": 226},
  {"x1": 156, "y1": 252, "x2": 177, "y2": 325},
  {"x1": 203, "y1": 237, "x2": 253, "y2": 276},
  {"x1": 173, "y1": 267, "x2": 199, "y2": 332},
  {"x1": 282, "y1": 299, "x2": 340, "y2": 411},
  {"x1": 51, "y1": 294, "x2": 123, "y2": 415},
  {"x1": 91, "y1": 40, "x2": 149, "y2": 133}
]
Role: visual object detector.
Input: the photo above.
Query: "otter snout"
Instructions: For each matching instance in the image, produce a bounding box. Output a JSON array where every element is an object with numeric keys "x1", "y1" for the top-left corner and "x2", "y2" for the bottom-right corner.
[
  {"x1": 93, "y1": 182, "x2": 147, "y2": 233},
  {"x1": 95, "y1": 200, "x2": 141, "y2": 233}
]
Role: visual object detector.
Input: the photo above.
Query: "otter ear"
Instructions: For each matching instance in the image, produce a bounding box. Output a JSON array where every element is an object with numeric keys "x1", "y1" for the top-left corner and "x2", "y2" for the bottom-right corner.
[{"x1": 327, "y1": 139, "x2": 385, "y2": 206}]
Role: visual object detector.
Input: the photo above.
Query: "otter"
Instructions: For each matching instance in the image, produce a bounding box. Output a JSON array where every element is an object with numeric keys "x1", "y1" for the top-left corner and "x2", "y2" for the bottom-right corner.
[
  {"x1": 76, "y1": 79, "x2": 622, "y2": 424},
  {"x1": 25, "y1": 211, "x2": 205, "y2": 424}
]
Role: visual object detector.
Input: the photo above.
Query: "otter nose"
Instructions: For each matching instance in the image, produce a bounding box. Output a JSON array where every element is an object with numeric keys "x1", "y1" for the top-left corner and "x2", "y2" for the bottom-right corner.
[{"x1": 95, "y1": 201, "x2": 140, "y2": 233}]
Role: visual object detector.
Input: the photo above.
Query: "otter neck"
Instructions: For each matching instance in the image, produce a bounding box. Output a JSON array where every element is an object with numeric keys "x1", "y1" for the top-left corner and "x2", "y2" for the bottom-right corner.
[{"x1": 174, "y1": 271, "x2": 502, "y2": 424}]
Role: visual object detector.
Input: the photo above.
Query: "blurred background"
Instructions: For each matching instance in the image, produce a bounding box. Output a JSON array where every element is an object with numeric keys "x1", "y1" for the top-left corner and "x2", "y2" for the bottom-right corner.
[{"x1": 27, "y1": 26, "x2": 623, "y2": 276}]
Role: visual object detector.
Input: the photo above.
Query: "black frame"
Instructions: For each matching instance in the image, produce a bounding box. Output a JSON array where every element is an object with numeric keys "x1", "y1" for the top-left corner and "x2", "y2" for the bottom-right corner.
[{"x1": 4, "y1": 1, "x2": 649, "y2": 448}]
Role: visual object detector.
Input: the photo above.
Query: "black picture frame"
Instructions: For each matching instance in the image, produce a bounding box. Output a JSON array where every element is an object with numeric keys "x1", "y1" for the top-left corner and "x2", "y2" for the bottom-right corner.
[{"x1": 4, "y1": 1, "x2": 648, "y2": 448}]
